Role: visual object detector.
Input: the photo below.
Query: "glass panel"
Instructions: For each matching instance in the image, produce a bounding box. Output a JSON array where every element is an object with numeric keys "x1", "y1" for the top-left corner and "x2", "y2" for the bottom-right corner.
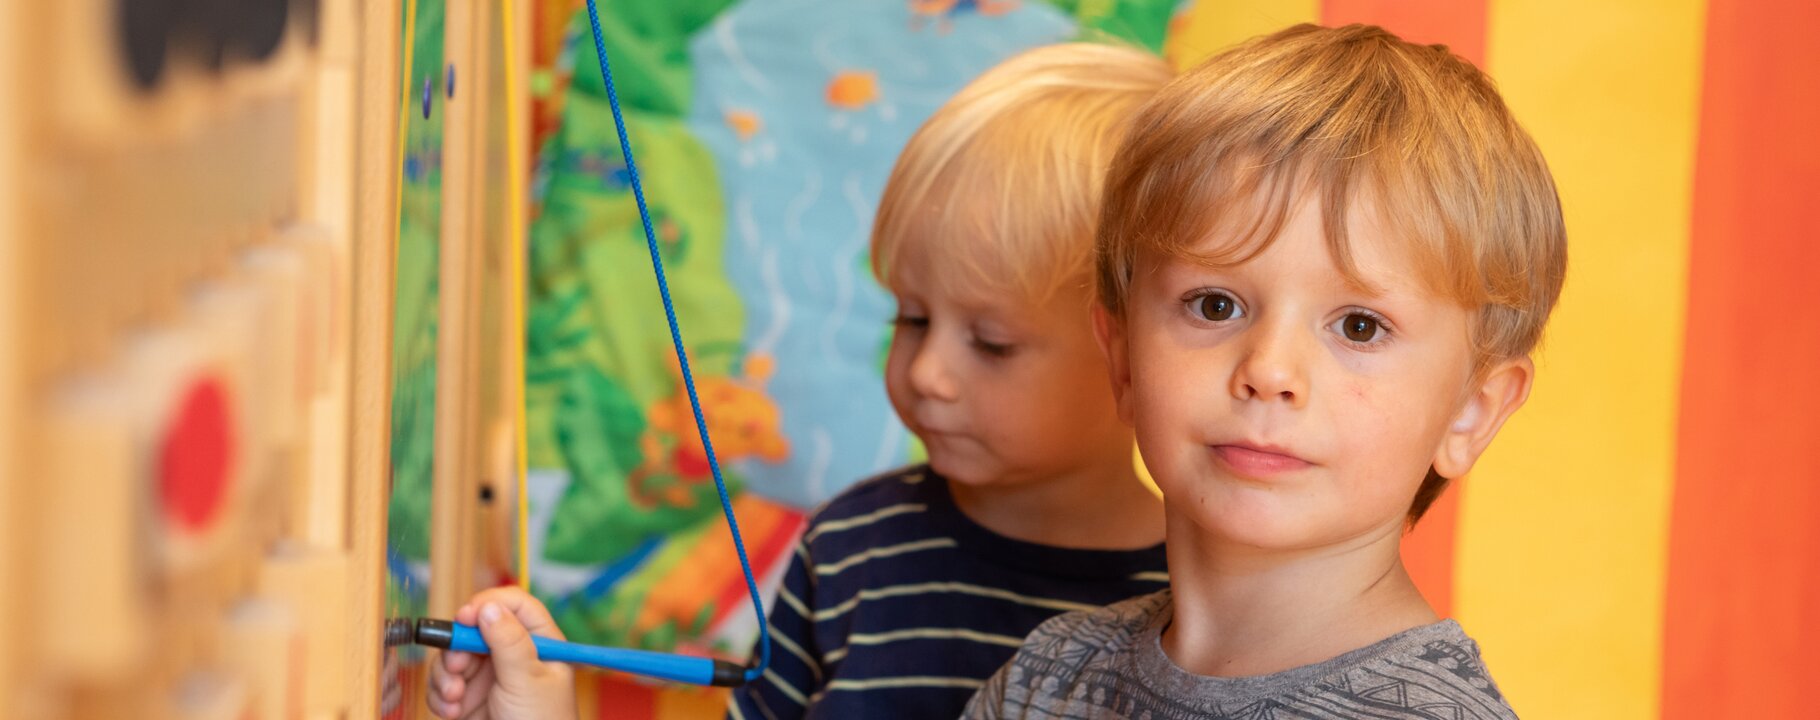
[{"x1": 380, "y1": 0, "x2": 446, "y2": 716}]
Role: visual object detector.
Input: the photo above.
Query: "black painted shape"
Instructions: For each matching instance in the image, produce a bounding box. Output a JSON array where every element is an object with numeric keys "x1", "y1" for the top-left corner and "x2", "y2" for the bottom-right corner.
[{"x1": 119, "y1": 0, "x2": 176, "y2": 90}]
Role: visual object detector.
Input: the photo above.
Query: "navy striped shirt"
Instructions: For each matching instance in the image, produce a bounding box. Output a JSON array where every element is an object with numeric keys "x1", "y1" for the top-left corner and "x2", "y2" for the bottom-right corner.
[{"x1": 729, "y1": 464, "x2": 1168, "y2": 720}]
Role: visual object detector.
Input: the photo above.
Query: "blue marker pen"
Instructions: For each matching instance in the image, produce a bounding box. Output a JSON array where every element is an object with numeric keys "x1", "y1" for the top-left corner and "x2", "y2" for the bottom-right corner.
[{"x1": 386, "y1": 618, "x2": 749, "y2": 687}]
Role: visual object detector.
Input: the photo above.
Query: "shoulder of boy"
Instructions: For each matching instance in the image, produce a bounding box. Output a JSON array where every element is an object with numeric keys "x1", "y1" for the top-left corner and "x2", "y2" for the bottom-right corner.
[
  {"x1": 803, "y1": 463, "x2": 931, "y2": 528},
  {"x1": 1024, "y1": 590, "x2": 1167, "y2": 656}
]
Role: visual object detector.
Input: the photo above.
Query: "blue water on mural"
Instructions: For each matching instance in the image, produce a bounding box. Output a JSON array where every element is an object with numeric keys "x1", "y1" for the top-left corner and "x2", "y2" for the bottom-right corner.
[{"x1": 687, "y1": 0, "x2": 1073, "y2": 508}]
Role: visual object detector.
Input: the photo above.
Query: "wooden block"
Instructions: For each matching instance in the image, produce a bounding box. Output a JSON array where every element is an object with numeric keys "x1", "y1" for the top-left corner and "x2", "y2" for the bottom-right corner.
[
  {"x1": 37, "y1": 372, "x2": 149, "y2": 680},
  {"x1": 188, "y1": 279, "x2": 275, "y2": 491},
  {"x1": 171, "y1": 671, "x2": 249, "y2": 720},
  {"x1": 257, "y1": 544, "x2": 350, "y2": 715},
  {"x1": 219, "y1": 598, "x2": 301, "y2": 720},
  {"x1": 238, "y1": 244, "x2": 304, "y2": 453},
  {"x1": 120, "y1": 324, "x2": 244, "y2": 572},
  {"x1": 278, "y1": 224, "x2": 334, "y2": 396},
  {"x1": 276, "y1": 224, "x2": 347, "y2": 544}
]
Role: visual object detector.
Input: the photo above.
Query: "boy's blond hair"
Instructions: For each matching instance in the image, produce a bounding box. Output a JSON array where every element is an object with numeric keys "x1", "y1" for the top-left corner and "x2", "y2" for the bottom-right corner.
[
  {"x1": 1095, "y1": 24, "x2": 1567, "y2": 520},
  {"x1": 872, "y1": 43, "x2": 1173, "y2": 303}
]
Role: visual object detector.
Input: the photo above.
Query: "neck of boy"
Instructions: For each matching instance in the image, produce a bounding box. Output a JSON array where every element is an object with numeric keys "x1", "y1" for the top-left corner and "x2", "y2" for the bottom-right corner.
[
  {"x1": 945, "y1": 452, "x2": 1164, "y2": 551},
  {"x1": 1158, "y1": 509, "x2": 1437, "y2": 679}
]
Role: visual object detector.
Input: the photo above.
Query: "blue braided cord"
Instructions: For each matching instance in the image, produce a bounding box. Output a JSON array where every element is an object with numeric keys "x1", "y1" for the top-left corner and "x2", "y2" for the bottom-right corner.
[{"x1": 582, "y1": 0, "x2": 771, "y2": 683}]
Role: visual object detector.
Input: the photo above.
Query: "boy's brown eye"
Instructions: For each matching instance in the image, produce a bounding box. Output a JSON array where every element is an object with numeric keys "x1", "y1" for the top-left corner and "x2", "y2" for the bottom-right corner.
[
  {"x1": 1341, "y1": 314, "x2": 1381, "y2": 342},
  {"x1": 1196, "y1": 293, "x2": 1238, "y2": 321}
]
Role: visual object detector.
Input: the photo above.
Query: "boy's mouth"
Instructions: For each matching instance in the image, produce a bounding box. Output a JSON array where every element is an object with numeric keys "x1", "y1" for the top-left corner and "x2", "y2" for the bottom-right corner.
[{"x1": 1209, "y1": 442, "x2": 1312, "y2": 477}]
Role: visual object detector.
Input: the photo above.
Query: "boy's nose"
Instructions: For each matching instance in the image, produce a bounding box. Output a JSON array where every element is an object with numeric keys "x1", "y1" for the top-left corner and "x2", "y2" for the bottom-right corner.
[
  {"x1": 1229, "y1": 322, "x2": 1309, "y2": 408},
  {"x1": 908, "y1": 342, "x2": 961, "y2": 402}
]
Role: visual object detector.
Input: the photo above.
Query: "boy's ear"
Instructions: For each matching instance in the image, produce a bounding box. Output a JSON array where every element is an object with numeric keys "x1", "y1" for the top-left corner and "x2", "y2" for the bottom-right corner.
[
  {"x1": 1432, "y1": 355, "x2": 1535, "y2": 480},
  {"x1": 1091, "y1": 304, "x2": 1136, "y2": 426}
]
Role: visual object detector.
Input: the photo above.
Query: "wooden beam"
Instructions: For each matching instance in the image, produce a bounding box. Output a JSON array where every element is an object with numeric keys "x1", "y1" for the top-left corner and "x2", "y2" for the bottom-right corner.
[
  {"x1": 430, "y1": 0, "x2": 490, "y2": 617},
  {"x1": 346, "y1": 0, "x2": 403, "y2": 714}
]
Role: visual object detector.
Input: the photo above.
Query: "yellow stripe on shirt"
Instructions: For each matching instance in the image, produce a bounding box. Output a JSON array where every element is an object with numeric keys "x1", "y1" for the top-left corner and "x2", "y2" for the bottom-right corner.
[
  {"x1": 815, "y1": 538, "x2": 958, "y2": 576},
  {"x1": 813, "y1": 581, "x2": 1099, "y2": 622},
  {"x1": 804, "y1": 503, "x2": 928, "y2": 543}
]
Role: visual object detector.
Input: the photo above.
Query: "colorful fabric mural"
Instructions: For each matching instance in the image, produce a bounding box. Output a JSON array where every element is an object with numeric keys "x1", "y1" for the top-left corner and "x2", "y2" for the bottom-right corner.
[
  {"x1": 524, "y1": 0, "x2": 1818, "y2": 718},
  {"x1": 520, "y1": 0, "x2": 1184, "y2": 713}
]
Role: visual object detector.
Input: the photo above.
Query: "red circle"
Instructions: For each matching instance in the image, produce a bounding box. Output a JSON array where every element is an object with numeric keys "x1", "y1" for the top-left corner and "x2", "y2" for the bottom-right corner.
[{"x1": 159, "y1": 377, "x2": 236, "y2": 533}]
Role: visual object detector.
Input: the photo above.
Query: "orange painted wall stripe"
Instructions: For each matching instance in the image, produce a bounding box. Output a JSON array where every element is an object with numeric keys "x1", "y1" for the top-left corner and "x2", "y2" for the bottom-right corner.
[
  {"x1": 1321, "y1": 0, "x2": 1486, "y2": 65},
  {"x1": 1319, "y1": 0, "x2": 1488, "y2": 619},
  {"x1": 1661, "y1": 0, "x2": 1820, "y2": 716}
]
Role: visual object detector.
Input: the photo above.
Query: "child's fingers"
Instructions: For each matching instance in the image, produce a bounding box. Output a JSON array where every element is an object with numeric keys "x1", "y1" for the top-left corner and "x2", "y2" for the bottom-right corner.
[
  {"x1": 468, "y1": 587, "x2": 566, "y2": 641},
  {"x1": 433, "y1": 671, "x2": 464, "y2": 704},
  {"x1": 458, "y1": 652, "x2": 486, "y2": 681},
  {"x1": 441, "y1": 649, "x2": 473, "y2": 675},
  {"x1": 475, "y1": 603, "x2": 540, "y2": 673},
  {"x1": 455, "y1": 662, "x2": 497, "y2": 717},
  {"x1": 453, "y1": 602, "x2": 479, "y2": 626},
  {"x1": 429, "y1": 655, "x2": 460, "y2": 700},
  {"x1": 426, "y1": 689, "x2": 459, "y2": 719}
]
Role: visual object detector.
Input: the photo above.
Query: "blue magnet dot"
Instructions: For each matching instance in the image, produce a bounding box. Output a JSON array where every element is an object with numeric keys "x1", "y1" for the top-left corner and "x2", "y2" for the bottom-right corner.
[
  {"x1": 446, "y1": 64, "x2": 456, "y2": 98},
  {"x1": 422, "y1": 77, "x2": 432, "y2": 119}
]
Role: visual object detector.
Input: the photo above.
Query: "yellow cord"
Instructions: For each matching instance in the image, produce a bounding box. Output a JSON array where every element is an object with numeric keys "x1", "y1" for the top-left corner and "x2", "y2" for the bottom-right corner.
[
  {"x1": 500, "y1": 0, "x2": 533, "y2": 589},
  {"x1": 394, "y1": 0, "x2": 419, "y2": 260}
]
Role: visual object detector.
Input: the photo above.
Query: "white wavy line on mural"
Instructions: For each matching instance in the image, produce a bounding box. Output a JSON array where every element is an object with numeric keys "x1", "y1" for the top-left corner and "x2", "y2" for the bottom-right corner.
[
  {"x1": 808, "y1": 427, "x2": 834, "y2": 501},
  {"x1": 872, "y1": 411, "x2": 904, "y2": 474},
  {"x1": 753, "y1": 245, "x2": 793, "y2": 358},
  {"x1": 736, "y1": 194, "x2": 761, "y2": 254},
  {"x1": 812, "y1": 33, "x2": 843, "y2": 74},
  {"x1": 785, "y1": 169, "x2": 823, "y2": 244},
  {"x1": 842, "y1": 170, "x2": 872, "y2": 236},
  {"x1": 820, "y1": 171, "x2": 868, "y2": 360},
  {"x1": 713, "y1": 15, "x2": 773, "y2": 95}
]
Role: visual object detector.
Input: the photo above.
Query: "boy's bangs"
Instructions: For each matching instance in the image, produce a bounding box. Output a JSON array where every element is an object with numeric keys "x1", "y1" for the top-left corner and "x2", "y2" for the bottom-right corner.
[
  {"x1": 1109, "y1": 122, "x2": 1486, "y2": 312},
  {"x1": 876, "y1": 128, "x2": 1095, "y2": 304}
]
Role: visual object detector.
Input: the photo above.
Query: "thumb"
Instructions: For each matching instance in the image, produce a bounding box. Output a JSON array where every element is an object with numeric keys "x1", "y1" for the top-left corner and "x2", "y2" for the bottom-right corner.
[{"x1": 477, "y1": 602, "x2": 545, "y2": 685}]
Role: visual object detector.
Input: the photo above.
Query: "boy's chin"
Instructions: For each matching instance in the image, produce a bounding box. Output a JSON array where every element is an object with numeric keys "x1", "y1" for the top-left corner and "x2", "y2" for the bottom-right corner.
[
  {"x1": 1163, "y1": 489, "x2": 1378, "y2": 553},
  {"x1": 927, "y1": 453, "x2": 993, "y2": 486}
]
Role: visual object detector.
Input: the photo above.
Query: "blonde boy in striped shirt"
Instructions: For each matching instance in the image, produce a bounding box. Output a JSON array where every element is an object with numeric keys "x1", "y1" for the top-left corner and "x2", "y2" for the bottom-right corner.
[{"x1": 730, "y1": 43, "x2": 1174, "y2": 720}]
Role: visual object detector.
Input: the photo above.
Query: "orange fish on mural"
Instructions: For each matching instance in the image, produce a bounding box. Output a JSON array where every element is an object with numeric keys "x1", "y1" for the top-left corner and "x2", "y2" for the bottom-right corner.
[
  {"x1": 825, "y1": 71, "x2": 880, "y2": 111},
  {"x1": 724, "y1": 109, "x2": 762, "y2": 142},
  {"x1": 630, "y1": 354, "x2": 790, "y2": 508},
  {"x1": 910, "y1": 0, "x2": 1019, "y2": 33}
]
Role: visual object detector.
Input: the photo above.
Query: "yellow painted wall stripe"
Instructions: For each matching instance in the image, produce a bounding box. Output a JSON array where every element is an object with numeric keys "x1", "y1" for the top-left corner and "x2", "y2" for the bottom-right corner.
[
  {"x1": 1459, "y1": 1, "x2": 1706, "y2": 718},
  {"x1": 1170, "y1": 0, "x2": 1320, "y2": 67}
]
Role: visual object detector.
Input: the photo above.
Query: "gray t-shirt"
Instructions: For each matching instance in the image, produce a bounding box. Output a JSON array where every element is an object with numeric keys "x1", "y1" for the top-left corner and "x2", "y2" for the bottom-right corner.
[{"x1": 962, "y1": 590, "x2": 1517, "y2": 719}]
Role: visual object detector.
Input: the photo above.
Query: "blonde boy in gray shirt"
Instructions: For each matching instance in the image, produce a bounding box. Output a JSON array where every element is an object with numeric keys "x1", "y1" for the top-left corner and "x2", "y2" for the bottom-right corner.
[{"x1": 966, "y1": 23, "x2": 1565, "y2": 720}]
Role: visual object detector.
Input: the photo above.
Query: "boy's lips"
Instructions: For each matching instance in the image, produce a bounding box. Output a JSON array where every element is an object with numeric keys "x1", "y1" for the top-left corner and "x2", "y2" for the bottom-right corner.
[{"x1": 1209, "y1": 442, "x2": 1313, "y2": 477}]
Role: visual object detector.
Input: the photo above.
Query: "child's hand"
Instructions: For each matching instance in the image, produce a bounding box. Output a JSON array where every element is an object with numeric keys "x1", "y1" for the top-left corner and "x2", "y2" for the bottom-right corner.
[{"x1": 427, "y1": 587, "x2": 578, "y2": 720}]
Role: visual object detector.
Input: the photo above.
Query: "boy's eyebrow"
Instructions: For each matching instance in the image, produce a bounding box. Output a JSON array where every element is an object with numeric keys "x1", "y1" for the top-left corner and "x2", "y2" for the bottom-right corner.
[{"x1": 1156, "y1": 251, "x2": 1396, "y2": 300}]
